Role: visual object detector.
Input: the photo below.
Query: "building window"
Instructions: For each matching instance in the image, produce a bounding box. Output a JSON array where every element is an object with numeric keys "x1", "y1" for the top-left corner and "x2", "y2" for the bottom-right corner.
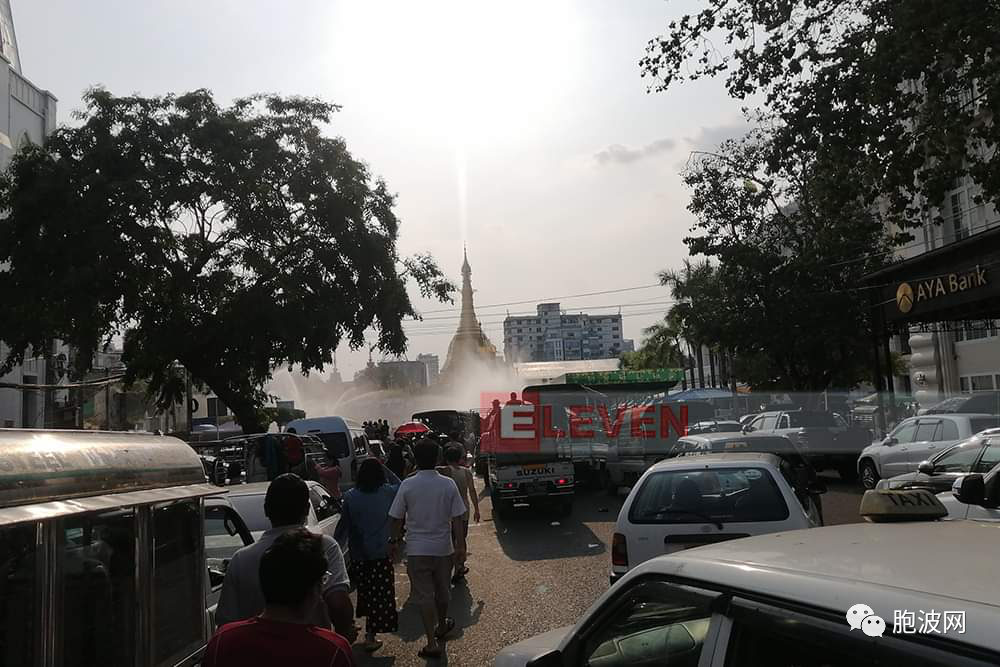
[
  {"x1": 960, "y1": 374, "x2": 995, "y2": 393},
  {"x1": 955, "y1": 320, "x2": 998, "y2": 343}
]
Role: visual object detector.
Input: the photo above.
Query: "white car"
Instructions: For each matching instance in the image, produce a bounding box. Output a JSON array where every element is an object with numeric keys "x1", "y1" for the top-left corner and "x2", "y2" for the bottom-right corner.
[
  {"x1": 498, "y1": 493, "x2": 1000, "y2": 667},
  {"x1": 611, "y1": 452, "x2": 821, "y2": 584},
  {"x1": 939, "y1": 462, "x2": 1000, "y2": 522},
  {"x1": 227, "y1": 481, "x2": 343, "y2": 546},
  {"x1": 856, "y1": 413, "x2": 1000, "y2": 489}
]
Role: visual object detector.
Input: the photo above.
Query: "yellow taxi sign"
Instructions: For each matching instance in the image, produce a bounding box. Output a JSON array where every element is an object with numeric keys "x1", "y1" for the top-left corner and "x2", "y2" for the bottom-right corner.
[{"x1": 859, "y1": 488, "x2": 948, "y2": 522}]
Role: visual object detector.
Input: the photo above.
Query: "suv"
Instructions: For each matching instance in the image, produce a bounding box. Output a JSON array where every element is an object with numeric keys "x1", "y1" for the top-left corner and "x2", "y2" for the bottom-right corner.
[
  {"x1": 744, "y1": 409, "x2": 868, "y2": 481},
  {"x1": 856, "y1": 414, "x2": 1000, "y2": 489}
]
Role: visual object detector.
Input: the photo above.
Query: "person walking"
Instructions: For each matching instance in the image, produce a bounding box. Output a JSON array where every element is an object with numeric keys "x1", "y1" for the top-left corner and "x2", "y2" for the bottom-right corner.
[
  {"x1": 334, "y1": 458, "x2": 402, "y2": 652},
  {"x1": 386, "y1": 437, "x2": 412, "y2": 480},
  {"x1": 438, "y1": 445, "x2": 480, "y2": 583},
  {"x1": 388, "y1": 438, "x2": 467, "y2": 659},
  {"x1": 204, "y1": 528, "x2": 356, "y2": 667},
  {"x1": 215, "y1": 474, "x2": 357, "y2": 642}
]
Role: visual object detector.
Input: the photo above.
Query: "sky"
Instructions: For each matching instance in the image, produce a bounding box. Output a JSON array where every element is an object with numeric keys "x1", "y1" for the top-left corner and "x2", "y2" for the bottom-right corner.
[{"x1": 14, "y1": 0, "x2": 747, "y2": 381}]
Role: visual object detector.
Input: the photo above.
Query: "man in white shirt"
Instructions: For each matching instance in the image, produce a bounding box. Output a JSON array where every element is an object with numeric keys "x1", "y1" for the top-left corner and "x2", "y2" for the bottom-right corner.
[
  {"x1": 389, "y1": 438, "x2": 467, "y2": 659},
  {"x1": 215, "y1": 474, "x2": 357, "y2": 642}
]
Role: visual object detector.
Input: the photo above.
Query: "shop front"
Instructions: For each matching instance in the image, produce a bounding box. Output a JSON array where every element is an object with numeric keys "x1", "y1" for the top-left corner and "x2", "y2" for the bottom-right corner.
[{"x1": 863, "y1": 226, "x2": 1000, "y2": 413}]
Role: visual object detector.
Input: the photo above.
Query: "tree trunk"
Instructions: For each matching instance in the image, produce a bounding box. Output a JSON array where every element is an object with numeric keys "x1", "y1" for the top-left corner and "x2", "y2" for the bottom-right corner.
[
  {"x1": 709, "y1": 348, "x2": 717, "y2": 388},
  {"x1": 695, "y1": 344, "x2": 705, "y2": 388}
]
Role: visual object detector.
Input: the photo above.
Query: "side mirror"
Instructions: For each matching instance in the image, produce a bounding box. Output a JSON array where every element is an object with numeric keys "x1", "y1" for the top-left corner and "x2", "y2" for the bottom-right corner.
[
  {"x1": 917, "y1": 460, "x2": 935, "y2": 476},
  {"x1": 742, "y1": 425, "x2": 754, "y2": 434},
  {"x1": 526, "y1": 650, "x2": 563, "y2": 667},
  {"x1": 954, "y1": 474, "x2": 986, "y2": 505},
  {"x1": 223, "y1": 516, "x2": 239, "y2": 537},
  {"x1": 883, "y1": 436, "x2": 898, "y2": 447},
  {"x1": 209, "y1": 567, "x2": 225, "y2": 588}
]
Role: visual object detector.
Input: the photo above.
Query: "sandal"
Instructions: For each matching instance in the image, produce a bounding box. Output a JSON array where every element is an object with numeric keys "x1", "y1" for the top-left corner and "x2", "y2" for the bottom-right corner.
[{"x1": 434, "y1": 617, "x2": 456, "y2": 639}]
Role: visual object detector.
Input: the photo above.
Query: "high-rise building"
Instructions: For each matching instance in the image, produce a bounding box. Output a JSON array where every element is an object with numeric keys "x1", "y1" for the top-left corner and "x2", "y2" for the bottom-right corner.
[
  {"x1": 0, "y1": 2, "x2": 61, "y2": 428},
  {"x1": 417, "y1": 353, "x2": 440, "y2": 385},
  {"x1": 503, "y1": 303, "x2": 634, "y2": 363},
  {"x1": 441, "y1": 248, "x2": 497, "y2": 377}
]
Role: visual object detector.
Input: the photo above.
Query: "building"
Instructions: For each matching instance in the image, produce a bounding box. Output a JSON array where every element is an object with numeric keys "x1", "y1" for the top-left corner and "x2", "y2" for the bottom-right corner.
[
  {"x1": 417, "y1": 353, "x2": 440, "y2": 385},
  {"x1": 0, "y1": 1, "x2": 61, "y2": 428},
  {"x1": 377, "y1": 359, "x2": 429, "y2": 388},
  {"x1": 440, "y1": 248, "x2": 497, "y2": 377},
  {"x1": 864, "y1": 172, "x2": 1000, "y2": 410},
  {"x1": 503, "y1": 303, "x2": 634, "y2": 363}
]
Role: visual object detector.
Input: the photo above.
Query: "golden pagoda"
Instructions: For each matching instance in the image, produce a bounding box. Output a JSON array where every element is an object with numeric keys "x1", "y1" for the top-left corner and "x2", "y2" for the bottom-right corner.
[{"x1": 441, "y1": 248, "x2": 497, "y2": 377}]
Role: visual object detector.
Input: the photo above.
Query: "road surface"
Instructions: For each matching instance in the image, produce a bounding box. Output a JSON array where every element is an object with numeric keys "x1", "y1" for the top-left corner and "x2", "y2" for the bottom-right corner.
[{"x1": 353, "y1": 473, "x2": 864, "y2": 666}]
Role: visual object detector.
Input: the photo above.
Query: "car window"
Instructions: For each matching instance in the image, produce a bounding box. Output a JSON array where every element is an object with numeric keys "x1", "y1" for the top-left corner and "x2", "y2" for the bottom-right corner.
[
  {"x1": 315, "y1": 432, "x2": 350, "y2": 459},
  {"x1": 913, "y1": 421, "x2": 938, "y2": 441},
  {"x1": 970, "y1": 417, "x2": 1000, "y2": 434},
  {"x1": 758, "y1": 415, "x2": 778, "y2": 430},
  {"x1": 580, "y1": 580, "x2": 717, "y2": 667},
  {"x1": 975, "y1": 441, "x2": 1000, "y2": 473},
  {"x1": 787, "y1": 412, "x2": 837, "y2": 428},
  {"x1": 933, "y1": 443, "x2": 984, "y2": 472},
  {"x1": 723, "y1": 598, "x2": 977, "y2": 667},
  {"x1": 629, "y1": 467, "x2": 789, "y2": 524},
  {"x1": 151, "y1": 500, "x2": 203, "y2": 665},
  {"x1": 890, "y1": 420, "x2": 918, "y2": 444},
  {"x1": 204, "y1": 505, "x2": 250, "y2": 565},
  {"x1": 0, "y1": 524, "x2": 37, "y2": 666},
  {"x1": 935, "y1": 419, "x2": 959, "y2": 441},
  {"x1": 229, "y1": 493, "x2": 270, "y2": 532},
  {"x1": 352, "y1": 433, "x2": 370, "y2": 458},
  {"x1": 310, "y1": 485, "x2": 338, "y2": 521}
]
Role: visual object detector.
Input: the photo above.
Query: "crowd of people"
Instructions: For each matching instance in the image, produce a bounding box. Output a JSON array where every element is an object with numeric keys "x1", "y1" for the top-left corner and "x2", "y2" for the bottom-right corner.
[{"x1": 206, "y1": 429, "x2": 481, "y2": 666}]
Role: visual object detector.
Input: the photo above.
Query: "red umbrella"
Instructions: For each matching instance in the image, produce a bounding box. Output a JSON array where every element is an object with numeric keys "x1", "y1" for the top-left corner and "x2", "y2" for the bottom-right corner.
[{"x1": 394, "y1": 421, "x2": 430, "y2": 438}]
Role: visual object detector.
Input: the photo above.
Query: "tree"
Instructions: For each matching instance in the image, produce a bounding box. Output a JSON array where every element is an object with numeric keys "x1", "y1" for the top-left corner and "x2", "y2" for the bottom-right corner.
[
  {"x1": 642, "y1": 0, "x2": 1000, "y2": 233},
  {"x1": 0, "y1": 89, "x2": 454, "y2": 432},
  {"x1": 664, "y1": 132, "x2": 891, "y2": 391},
  {"x1": 621, "y1": 319, "x2": 684, "y2": 371}
]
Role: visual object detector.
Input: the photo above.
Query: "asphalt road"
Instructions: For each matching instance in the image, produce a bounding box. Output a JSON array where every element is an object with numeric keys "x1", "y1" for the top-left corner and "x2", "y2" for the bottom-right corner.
[{"x1": 352, "y1": 474, "x2": 864, "y2": 667}]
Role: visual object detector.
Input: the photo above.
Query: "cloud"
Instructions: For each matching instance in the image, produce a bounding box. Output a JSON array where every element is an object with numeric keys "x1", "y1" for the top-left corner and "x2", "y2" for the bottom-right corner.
[
  {"x1": 594, "y1": 137, "x2": 676, "y2": 165},
  {"x1": 684, "y1": 122, "x2": 750, "y2": 151}
]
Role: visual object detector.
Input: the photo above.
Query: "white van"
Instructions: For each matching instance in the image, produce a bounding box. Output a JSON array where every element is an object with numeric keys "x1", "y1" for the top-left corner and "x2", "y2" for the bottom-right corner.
[{"x1": 284, "y1": 416, "x2": 372, "y2": 489}]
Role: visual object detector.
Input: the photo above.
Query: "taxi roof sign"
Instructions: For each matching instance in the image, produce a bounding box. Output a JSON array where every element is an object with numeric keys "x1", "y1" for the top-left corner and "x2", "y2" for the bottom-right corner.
[
  {"x1": 563, "y1": 368, "x2": 685, "y2": 385},
  {"x1": 859, "y1": 488, "x2": 948, "y2": 522}
]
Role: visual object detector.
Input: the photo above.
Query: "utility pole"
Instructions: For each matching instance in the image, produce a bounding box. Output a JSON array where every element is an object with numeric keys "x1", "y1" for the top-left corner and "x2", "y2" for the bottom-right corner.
[
  {"x1": 185, "y1": 369, "x2": 193, "y2": 434},
  {"x1": 104, "y1": 367, "x2": 111, "y2": 431}
]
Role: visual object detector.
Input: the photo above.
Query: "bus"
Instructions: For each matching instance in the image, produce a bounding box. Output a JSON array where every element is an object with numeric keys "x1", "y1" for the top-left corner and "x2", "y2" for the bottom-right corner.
[{"x1": 0, "y1": 428, "x2": 224, "y2": 667}]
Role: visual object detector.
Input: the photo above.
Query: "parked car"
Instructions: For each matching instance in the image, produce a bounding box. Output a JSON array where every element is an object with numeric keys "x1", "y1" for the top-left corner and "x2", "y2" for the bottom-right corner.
[
  {"x1": 225, "y1": 481, "x2": 345, "y2": 554},
  {"x1": 877, "y1": 428, "x2": 1000, "y2": 493},
  {"x1": 939, "y1": 461, "x2": 1000, "y2": 522},
  {"x1": 856, "y1": 414, "x2": 1000, "y2": 489},
  {"x1": 743, "y1": 409, "x2": 868, "y2": 481},
  {"x1": 686, "y1": 420, "x2": 743, "y2": 435},
  {"x1": 610, "y1": 452, "x2": 822, "y2": 584},
  {"x1": 498, "y1": 490, "x2": 1000, "y2": 667},
  {"x1": 922, "y1": 391, "x2": 1000, "y2": 415},
  {"x1": 204, "y1": 496, "x2": 253, "y2": 621}
]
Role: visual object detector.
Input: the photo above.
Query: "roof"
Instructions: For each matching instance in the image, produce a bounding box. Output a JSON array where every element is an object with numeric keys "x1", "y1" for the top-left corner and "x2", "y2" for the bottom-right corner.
[
  {"x1": 0, "y1": 429, "x2": 206, "y2": 509},
  {"x1": 649, "y1": 452, "x2": 783, "y2": 471},
  {"x1": 631, "y1": 520, "x2": 1000, "y2": 648},
  {"x1": 680, "y1": 432, "x2": 791, "y2": 443}
]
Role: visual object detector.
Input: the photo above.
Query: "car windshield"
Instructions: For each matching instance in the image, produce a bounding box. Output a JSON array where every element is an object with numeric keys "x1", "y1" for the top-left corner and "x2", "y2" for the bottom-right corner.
[
  {"x1": 932, "y1": 442, "x2": 984, "y2": 473},
  {"x1": 629, "y1": 467, "x2": 789, "y2": 524},
  {"x1": 228, "y1": 494, "x2": 269, "y2": 532}
]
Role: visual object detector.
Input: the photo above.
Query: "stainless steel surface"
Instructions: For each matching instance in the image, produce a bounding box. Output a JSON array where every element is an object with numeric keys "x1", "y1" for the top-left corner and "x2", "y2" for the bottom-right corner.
[
  {"x1": 0, "y1": 429, "x2": 206, "y2": 509},
  {"x1": 0, "y1": 483, "x2": 222, "y2": 527}
]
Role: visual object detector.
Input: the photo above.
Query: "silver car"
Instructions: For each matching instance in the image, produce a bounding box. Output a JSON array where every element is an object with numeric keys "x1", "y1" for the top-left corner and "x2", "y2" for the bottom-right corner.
[
  {"x1": 226, "y1": 480, "x2": 344, "y2": 551},
  {"x1": 856, "y1": 413, "x2": 1000, "y2": 489}
]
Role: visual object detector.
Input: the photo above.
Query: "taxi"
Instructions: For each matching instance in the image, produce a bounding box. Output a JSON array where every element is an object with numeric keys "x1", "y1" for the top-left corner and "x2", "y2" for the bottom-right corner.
[{"x1": 497, "y1": 488, "x2": 1000, "y2": 667}]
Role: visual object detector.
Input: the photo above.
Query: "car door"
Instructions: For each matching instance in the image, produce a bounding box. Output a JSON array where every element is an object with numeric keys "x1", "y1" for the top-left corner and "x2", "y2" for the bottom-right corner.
[
  {"x1": 879, "y1": 419, "x2": 919, "y2": 477},
  {"x1": 204, "y1": 503, "x2": 253, "y2": 617},
  {"x1": 904, "y1": 419, "x2": 942, "y2": 471},
  {"x1": 559, "y1": 578, "x2": 725, "y2": 667},
  {"x1": 308, "y1": 483, "x2": 342, "y2": 542}
]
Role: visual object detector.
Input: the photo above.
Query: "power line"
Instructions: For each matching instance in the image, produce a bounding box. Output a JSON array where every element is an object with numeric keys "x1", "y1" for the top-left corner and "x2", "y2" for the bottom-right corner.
[
  {"x1": 405, "y1": 299, "x2": 676, "y2": 324},
  {"x1": 412, "y1": 283, "x2": 664, "y2": 315}
]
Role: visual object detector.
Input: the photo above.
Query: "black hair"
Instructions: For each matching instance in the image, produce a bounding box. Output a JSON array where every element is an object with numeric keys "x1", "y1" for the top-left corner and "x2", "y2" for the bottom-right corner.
[
  {"x1": 264, "y1": 473, "x2": 310, "y2": 527},
  {"x1": 444, "y1": 444, "x2": 463, "y2": 464},
  {"x1": 286, "y1": 427, "x2": 296, "y2": 434},
  {"x1": 413, "y1": 438, "x2": 441, "y2": 470},
  {"x1": 356, "y1": 458, "x2": 386, "y2": 492},
  {"x1": 259, "y1": 528, "x2": 328, "y2": 607}
]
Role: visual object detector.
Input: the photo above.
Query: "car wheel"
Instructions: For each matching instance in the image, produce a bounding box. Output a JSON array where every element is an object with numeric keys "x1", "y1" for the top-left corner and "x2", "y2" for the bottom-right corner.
[{"x1": 859, "y1": 460, "x2": 879, "y2": 489}]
